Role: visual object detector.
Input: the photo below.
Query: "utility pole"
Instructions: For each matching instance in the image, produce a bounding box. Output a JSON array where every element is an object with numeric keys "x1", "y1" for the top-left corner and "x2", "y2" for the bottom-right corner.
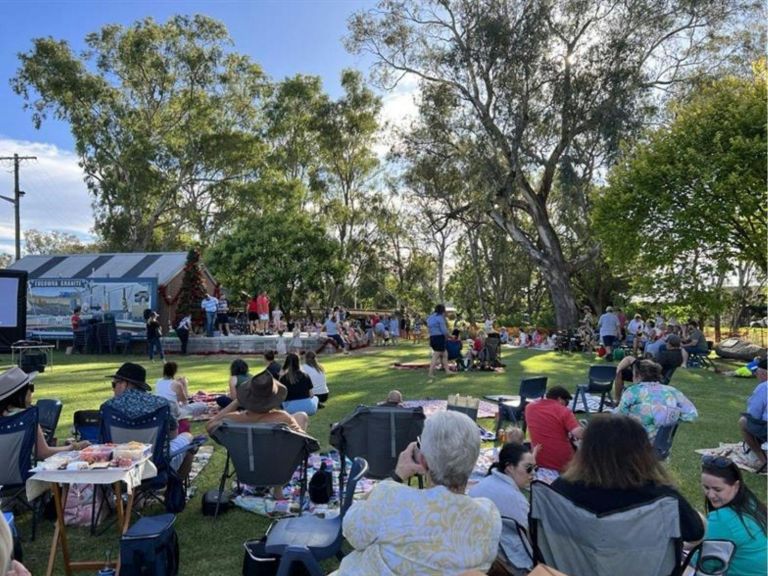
[{"x1": 0, "y1": 153, "x2": 37, "y2": 261}]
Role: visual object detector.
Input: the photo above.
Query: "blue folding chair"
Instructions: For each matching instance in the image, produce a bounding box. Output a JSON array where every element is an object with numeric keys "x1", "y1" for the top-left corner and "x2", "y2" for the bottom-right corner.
[
  {"x1": 73, "y1": 410, "x2": 101, "y2": 443},
  {"x1": 0, "y1": 406, "x2": 41, "y2": 540},
  {"x1": 100, "y1": 403, "x2": 171, "y2": 506},
  {"x1": 266, "y1": 457, "x2": 369, "y2": 576},
  {"x1": 36, "y1": 399, "x2": 62, "y2": 446},
  {"x1": 572, "y1": 365, "x2": 617, "y2": 413},
  {"x1": 653, "y1": 421, "x2": 680, "y2": 461}
]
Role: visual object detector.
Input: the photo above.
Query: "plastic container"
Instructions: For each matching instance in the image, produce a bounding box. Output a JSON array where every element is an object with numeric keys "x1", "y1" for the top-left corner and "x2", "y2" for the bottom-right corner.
[{"x1": 79, "y1": 445, "x2": 114, "y2": 464}]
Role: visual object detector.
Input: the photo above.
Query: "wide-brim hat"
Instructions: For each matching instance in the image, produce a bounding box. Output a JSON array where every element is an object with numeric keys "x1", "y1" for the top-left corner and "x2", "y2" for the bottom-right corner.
[
  {"x1": 0, "y1": 367, "x2": 37, "y2": 402},
  {"x1": 105, "y1": 362, "x2": 150, "y2": 391},
  {"x1": 237, "y1": 369, "x2": 287, "y2": 413}
]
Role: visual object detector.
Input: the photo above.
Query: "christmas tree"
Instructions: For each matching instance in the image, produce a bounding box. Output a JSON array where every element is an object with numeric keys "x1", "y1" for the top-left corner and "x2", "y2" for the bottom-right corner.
[{"x1": 175, "y1": 248, "x2": 207, "y2": 329}]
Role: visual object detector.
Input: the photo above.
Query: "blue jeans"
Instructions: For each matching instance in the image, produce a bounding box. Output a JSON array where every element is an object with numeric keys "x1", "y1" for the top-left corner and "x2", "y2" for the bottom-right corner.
[
  {"x1": 205, "y1": 311, "x2": 216, "y2": 337},
  {"x1": 283, "y1": 397, "x2": 319, "y2": 416},
  {"x1": 147, "y1": 337, "x2": 164, "y2": 360}
]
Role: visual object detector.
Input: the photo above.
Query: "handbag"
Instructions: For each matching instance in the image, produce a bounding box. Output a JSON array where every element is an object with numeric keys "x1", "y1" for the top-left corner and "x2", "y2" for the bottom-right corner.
[{"x1": 308, "y1": 462, "x2": 333, "y2": 505}]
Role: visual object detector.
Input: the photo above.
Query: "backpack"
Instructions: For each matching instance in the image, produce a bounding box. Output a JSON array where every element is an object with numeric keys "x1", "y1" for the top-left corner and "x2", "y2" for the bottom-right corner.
[
  {"x1": 120, "y1": 514, "x2": 179, "y2": 576},
  {"x1": 308, "y1": 462, "x2": 333, "y2": 505}
]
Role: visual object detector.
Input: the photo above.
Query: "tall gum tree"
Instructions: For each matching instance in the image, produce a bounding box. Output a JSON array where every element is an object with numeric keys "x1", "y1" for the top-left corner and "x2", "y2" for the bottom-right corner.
[
  {"x1": 348, "y1": 0, "x2": 756, "y2": 328},
  {"x1": 13, "y1": 15, "x2": 267, "y2": 250}
]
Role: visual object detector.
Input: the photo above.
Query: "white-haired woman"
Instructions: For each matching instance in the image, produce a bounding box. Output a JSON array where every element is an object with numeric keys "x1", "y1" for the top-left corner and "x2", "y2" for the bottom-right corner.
[{"x1": 334, "y1": 411, "x2": 501, "y2": 575}]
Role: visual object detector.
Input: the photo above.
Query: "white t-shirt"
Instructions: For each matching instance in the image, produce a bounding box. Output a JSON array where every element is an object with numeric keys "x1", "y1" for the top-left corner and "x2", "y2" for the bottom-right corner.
[
  {"x1": 155, "y1": 378, "x2": 179, "y2": 404},
  {"x1": 302, "y1": 364, "x2": 328, "y2": 395}
]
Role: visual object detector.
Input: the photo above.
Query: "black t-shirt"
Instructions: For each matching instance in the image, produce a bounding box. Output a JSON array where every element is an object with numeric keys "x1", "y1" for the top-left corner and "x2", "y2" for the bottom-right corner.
[
  {"x1": 550, "y1": 478, "x2": 704, "y2": 542},
  {"x1": 266, "y1": 361, "x2": 281, "y2": 379},
  {"x1": 146, "y1": 319, "x2": 161, "y2": 339},
  {"x1": 280, "y1": 371, "x2": 313, "y2": 401},
  {"x1": 658, "y1": 349, "x2": 683, "y2": 371}
]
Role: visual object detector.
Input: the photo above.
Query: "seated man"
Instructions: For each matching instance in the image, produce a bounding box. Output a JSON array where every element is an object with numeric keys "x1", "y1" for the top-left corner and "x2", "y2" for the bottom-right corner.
[
  {"x1": 681, "y1": 320, "x2": 708, "y2": 365},
  {"x1": 739, "y1": 358, "x2": 767, "y2": 472},
  {"x1": 334, "y1": 411, "x2": 501, "y2": 575},
  {"x1": 616, "y1": 359, "x2": 698, "y2": 442},
  {"x1": 525, "y1": 386, "x2": 584, "y2": 483},
  {"x1": 101, "y1": 362, "x2": 192, "y2": 471},
  {"x1": 446, "y1": 329, "x2": 465, "y2": 370}
]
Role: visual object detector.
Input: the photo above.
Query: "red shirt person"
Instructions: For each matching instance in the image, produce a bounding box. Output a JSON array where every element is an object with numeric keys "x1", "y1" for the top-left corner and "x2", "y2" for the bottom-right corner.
[
  {"x1": 524, "y1": 386, "x2": 584, "y2": 473},
  {"x1": 255, "y1": 291, "x2": 270, "y2": 332}
]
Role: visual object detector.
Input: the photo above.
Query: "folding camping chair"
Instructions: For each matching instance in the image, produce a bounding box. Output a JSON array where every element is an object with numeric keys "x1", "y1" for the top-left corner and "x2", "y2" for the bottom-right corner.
[
  {"x1": 36, "y1": 399, "x2": 62, "y2": 446},
  {"x1": 211, "y1": 422, "x2": 320, "y2": 519}
]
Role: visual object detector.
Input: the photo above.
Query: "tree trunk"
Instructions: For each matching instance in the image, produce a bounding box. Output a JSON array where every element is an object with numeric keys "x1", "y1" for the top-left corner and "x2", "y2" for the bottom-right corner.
[{"x1": 544, "y1": 265, "x2": 579, "y2": 329}]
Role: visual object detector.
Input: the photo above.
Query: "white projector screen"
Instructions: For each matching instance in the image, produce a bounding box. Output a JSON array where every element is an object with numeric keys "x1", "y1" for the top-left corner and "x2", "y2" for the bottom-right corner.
[{"x1": 0, "y1": 277, "x2": 19, "y2": 327}]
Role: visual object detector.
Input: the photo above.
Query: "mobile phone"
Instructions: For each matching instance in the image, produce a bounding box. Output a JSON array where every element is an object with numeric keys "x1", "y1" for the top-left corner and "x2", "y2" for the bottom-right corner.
[{"x1": 412, "y1": 436, "x2": 421, "y2": 463}]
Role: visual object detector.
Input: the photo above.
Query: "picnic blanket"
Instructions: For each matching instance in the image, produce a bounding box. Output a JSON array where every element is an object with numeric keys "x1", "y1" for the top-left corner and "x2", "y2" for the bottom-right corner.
[
  {"x1": 695, "y1": 442, "x2": 767, "y2": 474},
  {"x1": 401, "y1": 398, "x2": 499, "y2": 419},
  {"x1": 232, "y1": 451, "x2": 377, "y2": 518},
  {"x1": 233, "y1": 446, "x2": 507, "y2": 518},
  {"x1": 189, "y1": 391, "x2": 226, "y2": 421},
  {"x1": 392, "y1": 362, "x2": 505, "y2": 373}
]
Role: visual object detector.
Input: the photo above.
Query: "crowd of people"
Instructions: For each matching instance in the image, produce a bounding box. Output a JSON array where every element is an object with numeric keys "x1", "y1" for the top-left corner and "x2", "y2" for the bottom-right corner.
[{"x1": 6, "y1": 299, "x2": 766, "y2": 576}]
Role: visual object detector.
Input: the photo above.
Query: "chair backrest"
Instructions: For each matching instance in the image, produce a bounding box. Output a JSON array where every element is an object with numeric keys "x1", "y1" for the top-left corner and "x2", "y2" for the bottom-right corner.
[
  {"x1": 692, "y1": 539, "x2": 736, "y2": 575},
  {"x1": 0, "y1": 406, "x2": 38, "y2": 486},
  {"x1": 36, "y1": 399, "x2": 63, "y2": 445},
  {"x1": 73, "y1": 410, "x2": 102, "y2": 443},
  {"x1": 653, "y1": 421, "x2": 680, "y2": 461},
  {"x1": 340, "y1": 457, "x2": 369, "y2": 518},
  {"x1": 329, "y1": 405, "x2": 425, "y2": 479},
  {"x1": 99, "y1": 403, "x2": 170, "y2": 472},
  {"x1": 588, "y1": 365, "x2": 617, "y2": 389},
  {"x1": 519, "y1": 377, "x2": 548, "y2": 401},
  {"x1": 446, "y1": 339, "x2": 462, "y2": 360},
  {"x1": 486, "y1": 334, "x2": 501, "y2": 352},
  {"x1": 211, "y1": 423, "x2": 320, "y2": 487},
  {"x1": 530, "y1": 481, "x2": 681, "y2": 576}
]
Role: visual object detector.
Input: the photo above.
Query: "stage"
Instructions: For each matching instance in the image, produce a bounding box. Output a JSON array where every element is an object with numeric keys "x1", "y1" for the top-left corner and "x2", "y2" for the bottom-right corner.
[{"x1": 160, "y1": 333, "x2": 336, "y2": 355}]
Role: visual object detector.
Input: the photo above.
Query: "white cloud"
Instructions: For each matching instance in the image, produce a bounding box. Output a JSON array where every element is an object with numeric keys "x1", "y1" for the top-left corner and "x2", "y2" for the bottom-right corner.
[
  {"x1": 375, "y1": 74, "x2": 421, "y2": 159},
  {"x1": 0, "y1": 137, "x2": 94, "y2": 256}
]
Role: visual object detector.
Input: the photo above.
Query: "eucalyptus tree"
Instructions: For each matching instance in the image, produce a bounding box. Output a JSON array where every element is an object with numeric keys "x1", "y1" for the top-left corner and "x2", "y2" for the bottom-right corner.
[
  {"x1": 13, "y1": 15, "x2": 267, "y2": 250},
  {"x1": 348, "y1": 0, "x2": 755, "y2": 328}
]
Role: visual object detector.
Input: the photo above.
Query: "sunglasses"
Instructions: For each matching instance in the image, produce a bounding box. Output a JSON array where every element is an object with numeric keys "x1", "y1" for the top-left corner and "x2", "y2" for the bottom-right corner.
[
  {"x1": 524, "y1": 463, "x2": 537, "y2": 474},
  {"x1": 701, "y1": 455, "x2": 734, "y2": 469},
  {"x1": 111, "y1": 379, "x2": 123, "y2": 389}
]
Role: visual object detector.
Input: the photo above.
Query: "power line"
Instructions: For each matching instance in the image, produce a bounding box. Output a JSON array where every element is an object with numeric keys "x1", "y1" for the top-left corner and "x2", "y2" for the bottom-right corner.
[{"x1": 0, "y1": 153, "x2": 38, "y2": 261}]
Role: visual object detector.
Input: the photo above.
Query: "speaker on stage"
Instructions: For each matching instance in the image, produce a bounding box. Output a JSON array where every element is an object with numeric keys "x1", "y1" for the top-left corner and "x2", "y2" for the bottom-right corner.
[{"x1": 0, "y1": 270, "x2": 27, "y2": 352}]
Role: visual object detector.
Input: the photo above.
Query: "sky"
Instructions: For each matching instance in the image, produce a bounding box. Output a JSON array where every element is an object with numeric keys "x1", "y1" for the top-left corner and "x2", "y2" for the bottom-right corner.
[{"x1": 0, "y1": 0, "x2": 418, "y2": 257}]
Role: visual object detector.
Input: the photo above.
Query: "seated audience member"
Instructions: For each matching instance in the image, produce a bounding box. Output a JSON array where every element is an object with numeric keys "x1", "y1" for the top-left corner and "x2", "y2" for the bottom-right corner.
[
  {"x1": 626, "y1": 314, "x2": 644, "y2": 350},
  {"x1": 379, "y1": 390, "x2": 404, "y2": 407},
  {"x1": 553, "y1": 414, "x2": 704, "y2": 543},
  {"x1": 154, "y1": 362, "x2": 208, "y2": 433},
  {"x1": 206, "y1": 370, "x2": 308, "y2": 434},
  {"x1": 1, "y1": 512, "x2": 30, "y2": 576},
  {"x1": 739, "y1": 358, "x2": 767, "y2": 472},
  {"x1": 102, "y1": 362, "x2": 191, "y2": 470},
  {"x1": 469, "y1": 442, "x2": 536, "y2": 575},
  {"x1": 643, "y1": 331, "x2": 666, "y2": 359},
  {"x1": 216, "y1": 358, "x2": 251, "y2": 409},
  {"x1": 699, "y1": 456, "x2": 767, "y2": 575},
  {"x1": 279, "y1": 352, "x2": 318, "y2": 416},
  {"x1": 264, "y1": 350, "x2": 281, "y2": 379},
  {"x1": 681, "y1": 320, "x2": 708, "y2": 365},
  {"x1": 334, "y1": 411, "x2": 501, "y2": 575},
  {"x1": 615, "y1": 359, "x2": 698, "y2": 442},
  {"x1": 302, "y1": 351, "x2": 329, "y2": 406},
  {"x1": 657, "y1": 334, "x2": 684, "y2": 380},
  {"x1": 0, "y1": 367, "x2": 91, "y2": 459},
  {"x1": 524, "y1": 386, "x2": 583, "y2": 483}
]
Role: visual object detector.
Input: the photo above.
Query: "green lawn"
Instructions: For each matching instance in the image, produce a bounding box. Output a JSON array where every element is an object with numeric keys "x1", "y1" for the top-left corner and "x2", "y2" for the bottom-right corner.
[{"x1": 7, "y1": 345, "x2": 766, "y2": 575}]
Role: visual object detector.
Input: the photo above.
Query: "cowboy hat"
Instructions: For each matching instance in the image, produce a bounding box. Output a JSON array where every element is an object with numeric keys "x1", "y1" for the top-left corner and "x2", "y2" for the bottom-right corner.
[
  {"x1": 0, "y1": 367, "x2": 37, "y2": 402},
  {"x1": 105, "y1": 362, "x2": 151, "y2": 391},
  {"x1": 237, "y1": 369, "x2": 287, "y2": 413}
]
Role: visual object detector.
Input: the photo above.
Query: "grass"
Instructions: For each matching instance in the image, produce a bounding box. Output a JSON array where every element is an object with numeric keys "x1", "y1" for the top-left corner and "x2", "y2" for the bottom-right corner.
[{"x1": 7, "y1": 344, "x2": 766, "y2": 575}]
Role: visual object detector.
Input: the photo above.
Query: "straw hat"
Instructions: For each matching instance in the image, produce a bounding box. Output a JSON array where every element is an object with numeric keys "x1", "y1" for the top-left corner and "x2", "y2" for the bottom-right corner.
[{"x1": 0, "y1": 367, "x2": 37, "y2": 402}]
